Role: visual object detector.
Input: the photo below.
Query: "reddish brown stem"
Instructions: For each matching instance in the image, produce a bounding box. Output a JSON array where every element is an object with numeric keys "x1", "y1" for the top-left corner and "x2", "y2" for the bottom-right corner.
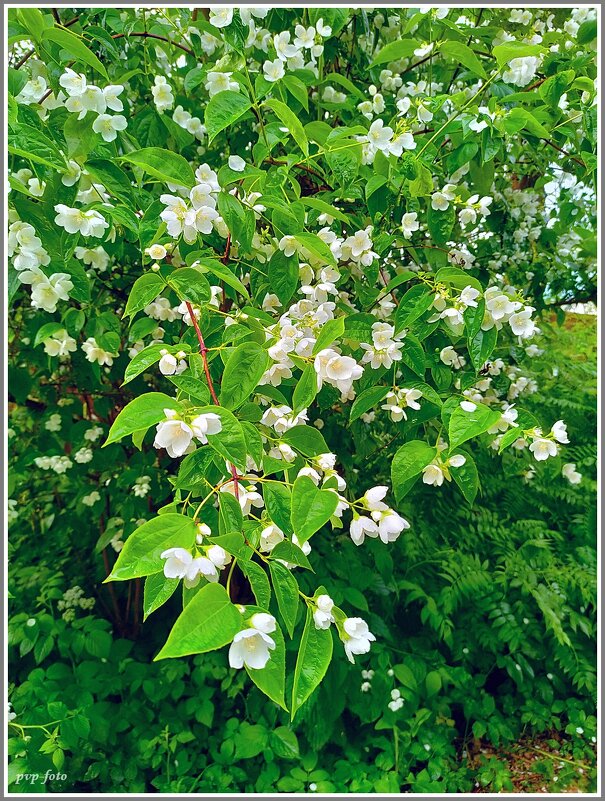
[{"x1": 185, "y1": 301, "x2": 240, "y2": 498}]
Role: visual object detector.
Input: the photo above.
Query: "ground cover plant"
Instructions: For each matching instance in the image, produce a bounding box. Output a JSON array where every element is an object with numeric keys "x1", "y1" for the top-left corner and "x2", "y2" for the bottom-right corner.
[{"x1": 7, "y1": 4, "x2": 597, "y2": 794}]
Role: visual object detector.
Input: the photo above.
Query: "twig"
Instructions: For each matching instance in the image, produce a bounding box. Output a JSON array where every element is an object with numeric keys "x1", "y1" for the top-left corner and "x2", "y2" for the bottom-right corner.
[
  {"x1": 185, "y1": 301, "x2": 240, "y2": 499},
  {"x1": 111, "y1": 31, "x2": 194, "y2": 56},
  {"x1": 541, "y1": 138, "x2": 585, "y2": 167}
]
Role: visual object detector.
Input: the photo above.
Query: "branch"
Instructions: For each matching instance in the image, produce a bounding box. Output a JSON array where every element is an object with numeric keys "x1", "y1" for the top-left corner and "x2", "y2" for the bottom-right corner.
[
  {"x1": 541, "y1": 138, "x2": 585, "y2": 167},
  {"x1": 185, "y1": 301, "x2": 240, "y2": 499},
  {"x1": 111, "y1": 31, "x2": 194, "y2": 56}
]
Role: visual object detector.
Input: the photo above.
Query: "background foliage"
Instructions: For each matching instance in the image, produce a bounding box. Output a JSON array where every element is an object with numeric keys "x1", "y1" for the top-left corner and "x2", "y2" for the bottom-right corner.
[{"x1": 7, "y1": 4, "x2": 597, "y2": 794}]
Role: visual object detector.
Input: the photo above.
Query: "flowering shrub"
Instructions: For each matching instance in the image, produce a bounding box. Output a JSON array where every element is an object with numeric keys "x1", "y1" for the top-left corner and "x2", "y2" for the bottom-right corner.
[{"x1": 8, "y1": 1, "x2": 597, "y2": 757}]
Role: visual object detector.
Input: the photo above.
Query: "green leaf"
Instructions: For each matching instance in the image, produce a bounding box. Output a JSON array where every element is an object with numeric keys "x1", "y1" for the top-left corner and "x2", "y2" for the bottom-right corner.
[
  {"x1": 370, "y1": 38, "x2": 419, "y2": 68},
  {"x1": 220, "y1": 342, "x2": 269, "y2": 410},
  {"x1": 394, "y1": 285, "x2": 434, "y2": 333},
  {"x1": 270, "y1": 540, "x2": 313, "y2": 570},
  {"x1": 440, "y1": 41, "x2": 487, "y2": 79},
  {"x1": 291, "y1": 608, "x2": 333, "y2": 719},
  {"x1": 124, "y1": 273, "x2": 166, "y2": 319},
  {"x1": 291, "y1": 476, "x2": 339, "y2": 544},
  {"x1": 263, "y1": 481, "x2": 293, "y2": 535},
  {"x1": 204, "y1": 90, "x2": 252, "y2": 143},
  {"x1": 349, "y1": 385, "x2": 390, "y2": 423},
  {"x1": 463, "y1": 298, "x2": 485, "y2": 340},
  {"x1": 108, "y1": 514, "x2": 197, "y2": 581},
  {"x1": 194, "y1": 257, "x2": 250, "y2": 301},
  {"x1": 409, "y1": 163, "x2": 433, "y2": 197},
  {"x1": 245, "y1": 616, "x2": 287, "y2": 710},
  {"x1": 123, "y1": 343, "x2": 167, "y2": 384},
  {"x1": 104, "y1": 393, "x2": 181, "y2": 445},
  {"x1": 391, "y1": 441, "x2": 437, "y2": 502},
  {"x1": 241, "y1": 561, "x2": 271, "y2": 608},
  {"x1": 450, "y1": 452, "x2": 479, "y2": 504},
  {"x1": 270, "y1": 727, "x2": 300, "y2": 759},
  {"x1": 448, "y1": 403, "x2": 502, "y2": 451},
  {"x1": 281, "y1": 425, "x2": 329, "y2": 457},
  {"x1": 168, "y1": 374, "x2": 211, "y2": 405},
  {"x1": 425, "y1": 670, "x2": 442, "y2": 698},
  {"x1": 427, "y1": 204, "x2": 455, "y2": 245},
  {"x1": 269, "y1": 562, "x2": 299, "y2": 637},
  {"x1": 155, "y1": 584, "x2": 243, "y2": 659},
  {"x1": 168, "y1": 267, "x2": 212, "y2": 305},
  {"x1": 577, "y1": 19, "x2": 597, "y2": 45},
  {"x1": 84, "y1": 159, "x2": 135, "y2": 206},
  {"x1": 194, "y1": 405, "x2": 247, "y2": 472},
  {"x1": 493, "y1": 42, "x2": 546, "y2": 68},
  {"x1": 9, "y1": 123, "x2": 67, "y2": 172},
  {"x1": 468, "y1": 326, "x2": 497, "y2": 372},
  {"x1": 219, "y1": 490, "x2": 243, "y2": 535},
  {"x1": 292, "y1": 364, "x2": 318, "y2": 414},
  {"x1": 175, "y1": 447, "x2": 216, "y2": 490},
  {"x1": 312, "y1": 317, "x2": 345, "y2": 355},
  {"x1": 41, "y1": 27, "x2": 108, "y2": 79},
  {"x1": 143, "y1": 573, "x2": 179, "y2": 620},
  {"x1": 264, "y1": 97, "x2": 309, "y2": 157},
  {"x1": 402, "y1": 334, "x2": 425, "y2": 376},
  {"x1": 119, "y1": 147, "x2": 196, "y2": 189},
  {"x1": 267, "y1": 250, "x2": 299, "y2": 305},
  {"x1": 293, "y1": 233, "x2": 337, "y2": 267},
  {"x1": 300, "y1": 196, "x2": 350, "y2": 224},
  {"x1": 502, "y1": 108, "x2": 550, "y2": 139}
]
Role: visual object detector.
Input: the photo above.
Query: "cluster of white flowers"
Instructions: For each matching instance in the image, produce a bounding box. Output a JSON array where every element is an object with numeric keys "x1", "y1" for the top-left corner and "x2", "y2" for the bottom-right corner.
[
  {"x1": 482, "y1": 287, "x2": 539, "y2": 340},
  {"x1": 388, "y1": 688, "x2": 404, "y2": 712},
  {"x1": 81, "y1": 490, "x2": 101, "y2": 507},
  {"x1": 160, "y1": 173, "x2": 226, "y2": 245},
  {"x1": 152, "y1": 75, "x2": 174, "y2": 113},
  {"x1": 58, "y1": 67, "x2": 127, "y2": 141},
  {"x1": 562, "y1": 462, "x2": 582, "y2": 484},
  {"x1": 74, "y1": 447, "x2": 93, "y2": 464},
  {"x1": 82, "y1": 337, "x2": 117, "y2": 367},
  {"x1": 74, "y1": 245, "x2": 110, "y2": 273},
  {"x1": 7, "y1": 499, "x2": 19, "y2": 525},
  {"x1": 262, "y1": 18, "x2": 331, "y2": 82},
  {"x1": 34, "y1": 455, "x2": 73, "y2": 473},
  {"x1": 381, "y1": 387, "x2": 423, "y2": 422},
  {"x1": 45, "y1": 413, "x2": 62, "y2": 432},
  {"x1": 153, "y1": 409, "x2": 222, "y2": 458},
  {"x1": 159, "y1": 349, "x2": 188, "y2": 376},
  {"x1": 84, "y1": 425, "x2": 104, "y2": 442},
  {"x1": 228, "y1": 612, "x2": 276, "y2": 670},
  {"x1": 502, "y1": 56, "x2": 542, "y2": 87},
  {"x1": 350, "y1": 486, "x2": 410, "y2": 546},
  {"x1": 360, "y1": 322, "x2": 406, "y2": 370},
  {"x1": 57, "y1": 585, "x2": 95, "y2": 621},
  {"x1": 132, "y1": 475, "x2": 152, "y2": 497},
  {"x1": 173, "y1": 104, "x2": 205, "y2": 140},
  {"x1": 9, "y1": 220, "x2": 75, "y2": 313},
  {"x1": 360, "y1": 668, "x2": 375, "y2": 692},
  {"x1": 423, "y1": 450, "x2": 466, "y2": 487},
  {"x1": 161, "y1": 541, "x2": 231, "y2": 587},
  {"x1": 42, "y1": 329, "x2": 77, "y2": 358},
  {"x1": 527, "y1": 420, "x2": 569, "y2": 461},
  {"x1": 54, "y1": 204, "x2": 109, "y2": 238}
]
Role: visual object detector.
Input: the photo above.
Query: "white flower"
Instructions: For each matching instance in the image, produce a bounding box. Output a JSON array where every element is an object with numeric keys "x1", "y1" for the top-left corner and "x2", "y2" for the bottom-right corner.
[
  {"x1": 502, "y1": 56, "x2": 541, "y2": 87},
  {"x1": 350, "y1": 515, "x2": 379, "y2": 546},
  {"x1": 459, "y1": 286, "x2": 480, "y2": 308},
  {"x1": 146, "y1": 244, "x2": 167, "y2": 261},
  {"x1": 460, "y1": 401, "x2": 477, "y2": 412},
  {"x1": 24, "y1": 272, "x2": 73, "y2": 313},
  {"x1": 448, "y1": 454, "x2": 466, "y2": 468},
  {"x1": 314, "y1": 348, "x2": 363, "y2": 395},
  {"x1": 190, "y1": 412, "x2": 222, "y2": 444},
  {"x1": 81, "y1": 337, "x2": 115, "y2": 366},
  {"x1": 401, "y1": 212, "x2": 419, "y2": 238},
  {"x1": 74, "y1": 447, "x2": 93, "y2": 464},
  {"x1": 92, "y1": 113, "x2": 127, "y2": 142},
  {"x1": 228, "y1": 155, "x2": 246, "y2": 172},
  {"x1": 59, "y1": 68, "x2": 87, "y2": 96},
  {"x1": 551, "y1": 420, "x2": 569, "y2": 444},
  {"x1": 313, "y1": 595, "x2": 335, "y2": 629},
  {"x1": 509, "y1": 307, "x2": 537, "y2": 339},
  {"x1": 103, "y1": 84, "x2": 124, "y2": 111},
  {"x1": 43, "y1": 329, "x2": 77, "y2": 358},
  {"x1": 206, "y1": 544, "x2": 232, "y2": 570},
  {"x1": 229, "y1": 614, "x2": 277, "y2": 670},
  {"x1": 153, "y1": 410, "x2": 194, "y2": 458},
  {"x1": 205, "y1": 71, "x2": 240, "y2": 96},
  {"x1": 158, "y1": 351, "x2": 187, "y2": 376},
  {"x1": 439, "y1": 346, "x2": 465, "y2": 369},
  {"x1": 422, "y1": 463, "x2": 444, "y2": 486},
  {"x1": 342, "y1": 617, "x2": 376, "y2": 663},
  {"x1": 260, "y1": 523, "x2": 285, "y2": 552},
  {"x1": 54, "y1": 205, "x2": 109, "y2": 238},
  {"x1": 371, "y1": 509, "x2": 410, "y2": 543},
  {"x1": 82, "y1": 490, "x2": 101, "y2": 507},
  {"x1": 220, "y1": 481, "x2": 264, "y2": 516},
  {"x1": 529, "y1": 437, "x2": 558, "y2": 461},
  {"x1": 263, "y1": 58, "x2": 285, "y2": 82},
  {"x1": 45, "y1": 413, "x2": 62, "y2": 432},
  {"x1": 562, "y1": 462, "x2": 582, "y2": 484},
  {"x1": 162, "y1": 547, "x2": 201, "y2": 582},
  {"x1": 367, "y1": 118, "x2": 393, "y2": 152},
  {"x1": 209, "y1": 7, "x2": 233, "y2": 28},
  {"x1": 315, "y1": 18, "x2": 332, "y2": 37},
  {"x1": 151, "y1": 76, "x2": 174, "y2": 112}
]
